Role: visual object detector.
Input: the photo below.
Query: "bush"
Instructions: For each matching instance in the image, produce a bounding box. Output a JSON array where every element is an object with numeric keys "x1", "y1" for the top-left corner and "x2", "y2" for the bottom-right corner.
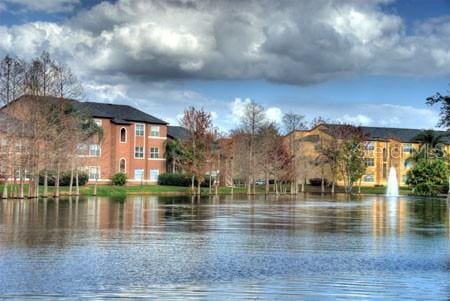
[
  {"x1": 406, "y1": 158, "x2": 448, "y2": 196},
  {"x1": 39, "y1": 171, "x2": 88, "y2": 186},
  {"x1": 309, "y1": 178, "x2": 328, "y2": 186},
  {"x1": 111, "y1": 172, "x2": 127, "y2": 186},
  {"x1": 158, "y1": 173, "x2": 208, "y2": 187}
]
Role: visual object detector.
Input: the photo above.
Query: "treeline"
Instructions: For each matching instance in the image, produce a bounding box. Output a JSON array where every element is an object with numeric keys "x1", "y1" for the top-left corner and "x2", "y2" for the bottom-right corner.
[
  {"x1": 167, "y1": 101, "x2": 369, "y2": 195},
  {"x1": 0, "y1": 53, "x2": 101, "y2": 198}
]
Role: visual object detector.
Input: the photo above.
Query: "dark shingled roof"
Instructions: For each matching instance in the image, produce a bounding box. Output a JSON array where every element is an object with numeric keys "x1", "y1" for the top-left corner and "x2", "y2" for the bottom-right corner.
[
  {"x1": 323, "y1": 124, "x2": 450, "y2": 143},
  {"x1": 167, "y1": 126, "x2": 190, "y2": 140},
  {"x1": 2, "y1": 95, "x2": 167, "y2": 125},
  {"x1": 75, "y1": 102, "x2": 167, "y2": 125}
]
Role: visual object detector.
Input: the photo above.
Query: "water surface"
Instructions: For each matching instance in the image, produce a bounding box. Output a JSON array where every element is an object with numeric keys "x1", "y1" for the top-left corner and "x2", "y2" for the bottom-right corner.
[{"x1": 1, "y1": 194, "x2": 449, "y2": 300}]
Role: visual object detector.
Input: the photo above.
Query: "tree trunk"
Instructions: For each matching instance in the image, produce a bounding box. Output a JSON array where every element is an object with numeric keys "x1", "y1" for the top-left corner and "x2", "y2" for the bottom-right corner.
[
  {"x1": 191, "y1": 175, "x2": 195, "y2": 194},
  {"x1": 331, "y1": 181, "x2": 335, "y2": 194},
  {"x1": 321, "y1": 177, "x2": 325, "y2": 193},
  {"x1": 265, "y1": 171, "x2": 269, "y2": 194},
  {"x1": 197, "y1": 181, "x2": 201, "y2": 196},
  {"x1": 55, "y1": 164, "x2": 60, "y2": 198},
  {"x1": 301, "y1": 181, "x2": 305, "y2": 193},
  {"x1": 69, "y1": 163, "x2": 74, "y2": 196},
  {"x1": 75, "y1": 170, "x2": 79, "y2": 196},
  {"x1": 19, "y1": 171, "x2": 24, "y2": 199},
  {"x1": 43, "y1": 170, "x2": 48, "y2": 198},
  {"x1": 208, "y1": 166, "x2": 212, "y2": 195},
  {"x1": 34, "y1": 174, "x2": 39, "y2": 198}
]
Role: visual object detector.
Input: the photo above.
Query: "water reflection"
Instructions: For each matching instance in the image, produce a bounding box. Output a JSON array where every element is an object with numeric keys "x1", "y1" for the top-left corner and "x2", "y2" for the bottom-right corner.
[{"x1": 0, "y1": 194, "x2": 449, "y2": 299}]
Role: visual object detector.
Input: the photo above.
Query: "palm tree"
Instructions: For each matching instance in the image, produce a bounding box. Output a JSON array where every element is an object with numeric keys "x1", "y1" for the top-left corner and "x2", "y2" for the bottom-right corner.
[{"x1": 409, "y1": 130, "x2": 449, "y2": 162}]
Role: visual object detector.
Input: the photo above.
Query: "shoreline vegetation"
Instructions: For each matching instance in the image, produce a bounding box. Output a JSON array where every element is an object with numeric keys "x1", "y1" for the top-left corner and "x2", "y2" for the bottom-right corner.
[{"x1": 0, "y1": 184, "x2": 414, "y2": 199}]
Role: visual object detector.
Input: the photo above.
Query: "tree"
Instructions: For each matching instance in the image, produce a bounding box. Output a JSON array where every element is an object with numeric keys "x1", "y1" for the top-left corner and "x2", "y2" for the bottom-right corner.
[
  {"x1": 165, "y1": 138, "x2": 185, "y2": 173},
  {"x1": 406, "y1": 158, "x2": 448, "y2": 196},
  {"x1": 427, "y1": 91, "x2": 450, "y2": 129},
  {"x1": 239, "y1": 100, "x2": 266, "y2": 195},
  {"x1": 282, "y1": 112, "x2": 305, "y2": 194},
  {"x1": 336, "y1": 125, "x2": 367, "y2": 194},
  {"x1": 180, "y1": 107, "x2": 213, "y2": 194}
]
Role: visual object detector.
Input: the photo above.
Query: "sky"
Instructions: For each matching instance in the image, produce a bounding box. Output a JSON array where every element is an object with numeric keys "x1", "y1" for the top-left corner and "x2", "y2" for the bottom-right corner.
[{"x1": 0, "y1": 0, "x2": 449, "y2": 132}]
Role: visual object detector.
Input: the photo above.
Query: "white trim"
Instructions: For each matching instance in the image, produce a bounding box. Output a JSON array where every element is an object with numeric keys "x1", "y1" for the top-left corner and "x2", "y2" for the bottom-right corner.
[
  {"x1": 93, "y1": 118, "x2": 102, "y2": 126},
  {"x1": 148, "y1": 158, "x2": 166, "y2": 161},
  {"x1": 134, "y1": 146, "x2": 144, "y2": 159},
  {"x1": 88, "y1": 166, "x2": 101, "y2": 180},
  {"x1": 148, "y1": 136, "x2": 167, "y2": 140},
  {"x1": 119, "y1": 157, "x2": 126, "y2": 173},
  {"x1": 135, "y1": 123, "x2": 145, "y2": 137},
  {"x1": 89, "y1": 144, "x2": 101, "y2": 157},
  {"x1": 120, "y1": 127, "x2": 127, "y2": 143},
  {"x1": 149, "y1": 125, "x2": 160, "y2": 137}
]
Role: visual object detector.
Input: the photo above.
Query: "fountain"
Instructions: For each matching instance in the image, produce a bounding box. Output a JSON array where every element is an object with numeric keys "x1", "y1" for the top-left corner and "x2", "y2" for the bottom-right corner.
[{"x1": 386, "y1": 166, "x2": 399, "y2": 197}]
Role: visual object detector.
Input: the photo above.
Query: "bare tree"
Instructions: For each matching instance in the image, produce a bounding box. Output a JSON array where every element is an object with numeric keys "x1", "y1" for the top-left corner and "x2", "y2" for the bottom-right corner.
[
  {"x1": 239, "y1": 101, "x2": 266, "y2": 195},
  {"x1": 283, "y1": 112, "x2": 306, "y2": 194}
]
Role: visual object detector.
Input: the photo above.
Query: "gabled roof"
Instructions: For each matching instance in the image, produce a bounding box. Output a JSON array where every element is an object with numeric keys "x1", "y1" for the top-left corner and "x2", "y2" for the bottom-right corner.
[
  {"x1": 320, "y1": 123, "x2": 450, "y2": 144},
  {"x1": 167, "y1": 126, "x2": 190, "y2": 140},
  {"x1": 75, "y1": 102, "x2": 167, "y2": 125}
]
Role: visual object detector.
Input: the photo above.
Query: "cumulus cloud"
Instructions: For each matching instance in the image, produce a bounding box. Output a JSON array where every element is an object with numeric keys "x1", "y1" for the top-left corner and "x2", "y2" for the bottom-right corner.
[
  {"x1": 0, "y1": 0, "x2": 450, "y2": 85},
  {"x1": 338, "y1": 114, "x2": 373, "y2": 126}
]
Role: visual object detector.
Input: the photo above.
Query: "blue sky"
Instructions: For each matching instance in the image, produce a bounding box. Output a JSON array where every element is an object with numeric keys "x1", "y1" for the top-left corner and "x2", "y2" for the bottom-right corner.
[{"x1": 1, "y1": 0, "x2": 449, "y2": 131}]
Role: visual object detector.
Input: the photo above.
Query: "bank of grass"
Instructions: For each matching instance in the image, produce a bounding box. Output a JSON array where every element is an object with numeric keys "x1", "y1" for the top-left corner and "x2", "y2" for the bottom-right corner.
[{"x1": 0, "y1": 183, "x2": 412, "y2": 197}]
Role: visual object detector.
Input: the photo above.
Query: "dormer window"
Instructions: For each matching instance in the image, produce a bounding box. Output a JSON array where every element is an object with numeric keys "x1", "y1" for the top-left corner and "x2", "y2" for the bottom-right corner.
[{"x1": 120, "y1": 128, "x2": 127, "y2": 142}]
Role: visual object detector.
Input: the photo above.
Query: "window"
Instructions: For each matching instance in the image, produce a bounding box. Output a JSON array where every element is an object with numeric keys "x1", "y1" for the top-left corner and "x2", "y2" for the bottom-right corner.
[
  {"x1": 366, "y1": 142, "x2": 375, "y2": 151},
  {"x1": 89, "y1": 144, "x2": 101, "y2": 157},
  {"x1": 89, "y1": 167, "x2": 100, "y2": 180},
  {"x1": 150, "y1": 126, "x2": 160, "y2": 137},
  {"x1": 0, "y1": 138, "x2": 7, "y2": 152},
  {"x1": 150, "y1": 147, "x2": 159, "y2": 159},
  {"x1": 135, "y1": 146, "x2": 144, "y2": 158},
  {"x1": 134, "y1": 168, "x2": 144, "y2": 180},
  {"x1": 382, "y1": 148, "x2": 387, "y2": 161},
  {"x1": 119, "y1": 159, "x2": 126, "y2": 173},
  {"x1": 403, "y1": 143, "x2": 413, "y2": 153},
  {"x1": 120, "y1": 128, "x2": 127, "y2": 143},
  {"x1": 135, "y1": 123, "x2": 144, "y2": 136},
  {"x1": 403, "y1": 160, "x2": 413, "y2": 169},
  {"x1": 382, "y1": 163, "x2": 387, "y2": 178},
  {"x1": 402, "y1": 175, "x2": 407, "y2": 184},
  {"x1": 94, "y1": 119, "x2": 102, "y2": 126},
  {"x1": 363, "y1": 174, "x2": 374, "y2": 182},
  {"x1": 77, "y1": 143, "x2": 88, "y2": 155},
  {"x1": 364, "y1": 158, "x2": 374, "y2": 167},
  {"x1": 150, "y1": 169, "x2": 159, "y2": 181}
]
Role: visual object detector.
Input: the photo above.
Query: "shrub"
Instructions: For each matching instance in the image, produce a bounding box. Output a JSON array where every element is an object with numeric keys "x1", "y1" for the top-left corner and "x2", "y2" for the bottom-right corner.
[
  {"x1": 111, "y1": 172, "x2": 127, "y2": 186},
  {"x1": 158, "y1": 173, "x2": 208, "y2": 187},
  {"x1": 309, "y1": 178, "x2": 328, "y2": 186},
  {"x1": 39, "y1": 171, "x2": 88, "y2": 186},
  {"x1": 406, "y1": 158, "x2": 448, "y2": 196}
]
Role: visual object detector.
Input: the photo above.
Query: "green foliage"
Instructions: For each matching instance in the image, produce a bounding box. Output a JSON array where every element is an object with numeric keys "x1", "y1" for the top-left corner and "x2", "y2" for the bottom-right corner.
[
  {"x1": 158, "y1": 173, "x2": 208, "y2": 187},
  {"x1": 406, "y1": 158, "x2": 448, "y2": 196},
  {"x1": 38, "y1": 171, "x2": 88, "y2": 186},
  {"x1": 339, "y1": 138, "x2": 366, "y2": 193},
  {"x1": 111, "y1": 172, "x2": 127, "y2": 186}
]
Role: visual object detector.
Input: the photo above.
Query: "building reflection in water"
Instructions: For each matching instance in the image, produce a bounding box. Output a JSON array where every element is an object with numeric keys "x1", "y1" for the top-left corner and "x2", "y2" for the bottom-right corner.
[{"x1": 1, "y1": 194, "x2": 449, "y2": 247}]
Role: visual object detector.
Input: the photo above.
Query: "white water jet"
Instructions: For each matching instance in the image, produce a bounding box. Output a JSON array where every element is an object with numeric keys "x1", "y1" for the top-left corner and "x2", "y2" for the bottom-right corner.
[{"x1": 386, "y1": 166, "x2": 399, "y2": 197}]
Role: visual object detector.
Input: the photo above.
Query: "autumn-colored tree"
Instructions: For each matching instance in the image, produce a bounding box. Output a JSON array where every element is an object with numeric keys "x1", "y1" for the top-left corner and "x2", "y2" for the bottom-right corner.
[{"x1": 180, "y1": 107, "x2": 213, "y2": 194}]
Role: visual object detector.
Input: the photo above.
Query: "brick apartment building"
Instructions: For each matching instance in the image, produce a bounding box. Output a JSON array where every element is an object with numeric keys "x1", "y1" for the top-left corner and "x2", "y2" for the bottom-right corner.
[
  {"x1": 73, "y1": 101, "x2": 169, "y2": 184},
  {"x1": 0, "y1": 95, "x2": 175, "y2": 184}
]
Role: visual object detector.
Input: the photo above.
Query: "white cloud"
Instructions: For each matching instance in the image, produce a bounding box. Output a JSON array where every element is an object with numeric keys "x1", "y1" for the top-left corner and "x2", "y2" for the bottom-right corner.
[
  {"x1": 1, "y1": 0, "x2": 450, "y2": 85},
  {"x1": 265, "y1": 107, "x2": 283, "y2": 124},
  {"x1": 5, "y1": 0, "x2": 79, "y2": 13},
  {"x1": 338, "y1": 114, "x2": 373, "y2": 126}
]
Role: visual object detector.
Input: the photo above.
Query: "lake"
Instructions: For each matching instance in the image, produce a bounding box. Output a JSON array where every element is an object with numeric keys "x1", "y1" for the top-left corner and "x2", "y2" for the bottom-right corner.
[{"x1": 1, "y1": 194, "x2": 449, "y2": 300}]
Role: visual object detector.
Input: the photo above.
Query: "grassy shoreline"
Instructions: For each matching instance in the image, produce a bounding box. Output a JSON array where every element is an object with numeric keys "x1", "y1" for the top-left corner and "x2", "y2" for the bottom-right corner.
[{"x1": 0, "y1": 183, "x2": 412, "y2": 198}]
